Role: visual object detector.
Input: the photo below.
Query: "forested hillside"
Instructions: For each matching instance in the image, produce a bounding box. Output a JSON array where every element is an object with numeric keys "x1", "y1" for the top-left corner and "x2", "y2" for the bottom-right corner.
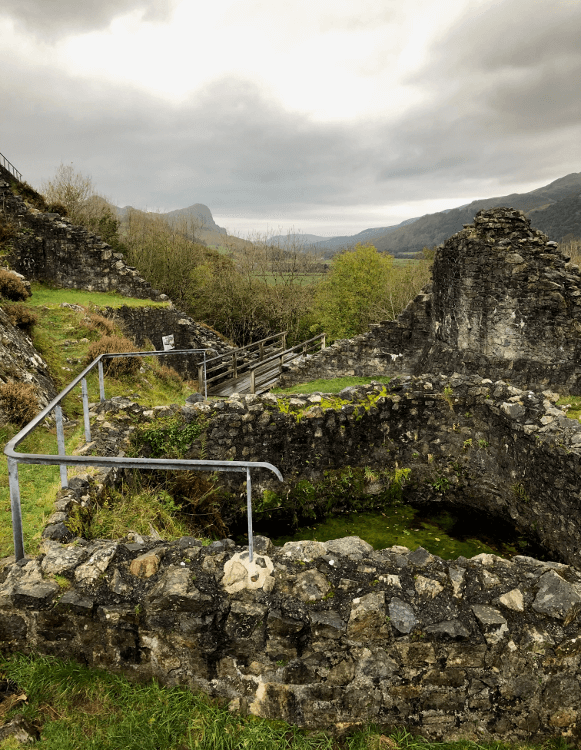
[{"x1": 372, "y1": 172, "x2": 581, "y2": 256}]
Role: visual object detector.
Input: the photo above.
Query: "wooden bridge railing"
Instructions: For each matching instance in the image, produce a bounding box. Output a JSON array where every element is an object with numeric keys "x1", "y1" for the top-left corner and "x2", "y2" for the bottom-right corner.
[
  {"x1": 198, "y1": 331, "x2": 287, "y2": 395},
  {"x1": 249, "y1": 333, "x2": 326, "y2": 394}
]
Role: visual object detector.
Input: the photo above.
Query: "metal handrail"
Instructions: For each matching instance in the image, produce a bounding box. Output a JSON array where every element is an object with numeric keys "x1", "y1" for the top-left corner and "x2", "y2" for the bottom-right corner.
[
  {"x1": 0, "y1": 152, "x2": 22, "y2": 182},
  {"x1": 4, "y1": 348, "x2": 283, "y2": 562}
]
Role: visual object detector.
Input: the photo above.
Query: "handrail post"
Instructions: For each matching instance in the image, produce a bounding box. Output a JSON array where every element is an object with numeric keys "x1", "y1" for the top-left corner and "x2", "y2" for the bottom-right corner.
[
  {"x1": 8, "y1": 458, "x2": 25, "y2": 561},
  {"x1": 198, "y1": 363, "x2": 205, "y2": 395},
  {"x1": 322, "y1": 334, "x2": 326, "y2": 349},
  {"x1": 55, "y1": 405, "x2": 68, "y2": 489},
  {"x1": 233, "y1": 352, "x2": 238, "y2": 379},
  {"x1": 250, "y1": 368, "x2": 256, "y2": 394},
  {"x1": 246, "y1": 467, "x2": 254, "y2": 563},
  {"x1": 259, "y1": 341, "x2": 264, "y2": 360},
  {"x1": 81, "y1": 378, "x2": 91, "y2": 443},
  {"x1": 203, "y1": 353, "x2": 208, "y2": 400},
  {"x1": 282, "y1": 332, "x2": 287, "y2": 350},
  {"x1": 98, "y1": 360, "x2": 105, "y2": 402}
]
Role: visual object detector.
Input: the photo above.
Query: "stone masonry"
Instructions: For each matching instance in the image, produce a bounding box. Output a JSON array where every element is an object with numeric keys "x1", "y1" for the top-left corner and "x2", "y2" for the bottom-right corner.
[
  {"x1": 7, "y1": 374, "x2": 576, "y2": 741},
  {"x1": 0, "y1": 179, "x2": 166, "y2": 301},
  {"x1": 280, "y1": 208, "x2": 581, "y2": 394},
  {"x1": 2, "y1": 530, "x2": 581, "y2": 743}
]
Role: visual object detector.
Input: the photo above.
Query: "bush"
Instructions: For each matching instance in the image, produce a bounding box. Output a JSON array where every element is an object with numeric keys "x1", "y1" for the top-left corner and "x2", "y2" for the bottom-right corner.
[
  {"x1": 82, "y1": 311, "x2": 116, "y2": 336},
  {"x1": 46, "y1": 202, "x2": 68, "y2": 216},
  {"x1": 2, "y1": 303, "x2": 38, "y2": 335},
  {"x1": 85, "y1": 335, "x2": 141, "y2": 377},
  {"x1": 0, "y1": 382, "x2": 38, "y2": 426},
  {"x1": 0, "y1": 269, "x2": 30, "y2": 301},
  {"x1": 0, "y1": 217, "x2": 15, "y2": 247},
  {"x1": 10, "y1": 180, "x2": 48, "y2": 212}
]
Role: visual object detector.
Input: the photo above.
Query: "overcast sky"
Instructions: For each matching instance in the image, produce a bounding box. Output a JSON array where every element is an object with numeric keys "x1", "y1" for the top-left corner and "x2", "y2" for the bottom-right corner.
[{"x1": 1, "y1": 0, "x2": 580, "y2": 238}]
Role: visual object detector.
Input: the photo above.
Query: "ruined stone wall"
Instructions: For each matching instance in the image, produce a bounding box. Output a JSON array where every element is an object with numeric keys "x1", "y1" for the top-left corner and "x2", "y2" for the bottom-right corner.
[
  {"x1": 2, "y1": 529, "x2": 581, "y2": 743},
  {"x1": 102, "y1": 305, "x2": 235, "y2": 380},
  {"x1": 43, "y1": 376, "x2": 581, "y2": 568},
  {"x1": 8, "y1": 376, "x2": 581, "y2": 741},
  {"x1": 280, "y1": 208, "x2": 581, "y2": 394},
  {"x1": 0, "y1": 306, "x2": 58, "y2": 418},
  {"x1": 0, "y1": 179, "x2": 166, "y2": 301}
]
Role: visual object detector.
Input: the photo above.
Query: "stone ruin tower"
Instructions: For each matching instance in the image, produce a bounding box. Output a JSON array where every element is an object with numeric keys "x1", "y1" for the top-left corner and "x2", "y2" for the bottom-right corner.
[{"x1": 427, "y1": 207, "x2": 581, "y2": 392}]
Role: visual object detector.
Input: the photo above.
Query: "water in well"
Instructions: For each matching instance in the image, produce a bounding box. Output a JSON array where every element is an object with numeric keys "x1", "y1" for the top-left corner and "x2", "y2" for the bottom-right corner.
[{"x1": 260, "y1": 502, "x2": 549, "y2": 561}]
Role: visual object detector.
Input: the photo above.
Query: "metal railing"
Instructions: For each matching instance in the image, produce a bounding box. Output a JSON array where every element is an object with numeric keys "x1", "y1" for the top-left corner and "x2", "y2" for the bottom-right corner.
[
  {"x1": 198, "y1": 331, "x2": 287, "y2": 395},
  {"x1": 0, "y1": 152, "x2": 22, "y2": 182},
  {"x1": 249, "y1": 333, "x2": 326, "y2": 394},
  {"x1": 4, "y1": 348, "x2": 283, "y2": 563}
]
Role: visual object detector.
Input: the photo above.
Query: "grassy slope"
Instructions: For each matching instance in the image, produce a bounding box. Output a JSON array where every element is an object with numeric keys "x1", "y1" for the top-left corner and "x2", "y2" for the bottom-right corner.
[{"x1": 0, "y1": 284, "x2": 197, "y2": 559}]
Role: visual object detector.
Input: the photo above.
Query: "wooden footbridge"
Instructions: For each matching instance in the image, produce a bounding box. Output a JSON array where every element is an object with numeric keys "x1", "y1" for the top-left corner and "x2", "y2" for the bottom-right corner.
[{"x1": 198, "y1": 332, "x2": 325, "y2": 397}]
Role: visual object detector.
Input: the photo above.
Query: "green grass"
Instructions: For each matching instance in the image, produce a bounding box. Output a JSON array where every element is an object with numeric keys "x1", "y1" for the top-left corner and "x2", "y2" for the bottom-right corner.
[
  {"x1": 27, "y1": 282, "x2": 170, "y2": 308},
  {"x1": 556, "y1": 395, "x2": 581, "y2": 421},
  {"x1": 273, "y1": 376, "x2": 388, "y2": 395},
  {"x1": 0, "y1": 653, "x2": 567, "y2": 750},
  {"x1": 257, "y1": 272, "x2": 325, "y2": 286},
  {"x1": 84, "y1": 484, "x2": 194, "y2": 542},
  {"x1": 0, "y1": 421, "x2": 87, "y2": 559},
  {"x1": 0, "y1": 284, "x2": 201, "y2": 558}
]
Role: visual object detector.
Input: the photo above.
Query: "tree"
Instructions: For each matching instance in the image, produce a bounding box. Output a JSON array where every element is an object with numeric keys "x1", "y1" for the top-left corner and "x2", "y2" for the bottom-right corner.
[
  {"x1": 41, "y1": 163, "x2": 94, "y2": 223},
  {"x1": 40, "y1": 163, "x2": 125, "y2": 250},
  {"x1": 313, "y1": 243, "x2": 431, "y2": 342}
]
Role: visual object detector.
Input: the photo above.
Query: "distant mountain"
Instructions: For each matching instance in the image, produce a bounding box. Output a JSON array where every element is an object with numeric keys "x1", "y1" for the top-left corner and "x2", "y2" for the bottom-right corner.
[
  {"x1": 115, "y1": 202, "x2": 226, "y2": 245},
  {"x1": 268, "y1": 217, "x2": 420, "y2": 256},
  {"x1": 311, "y1": 218, "x2": 420, "y2": 255},
  {"x1": 371, "y1": 172, "x2": 581, "y2": 256},
  {"x1": 161, "y1": 203, "x2": 227, "y2": 235},
  {"x1": 269, "y1": 173, "x2": 581, "y2": 259},
  {"x1": 526, "y1": 190, "x2": 581, "y2": 241},
  {"x1": 112, "y1": 172, "x2": 581, "y2": 259},
  {"x1": 266, "y1": 233, "x2": 328, "y2": 248}
]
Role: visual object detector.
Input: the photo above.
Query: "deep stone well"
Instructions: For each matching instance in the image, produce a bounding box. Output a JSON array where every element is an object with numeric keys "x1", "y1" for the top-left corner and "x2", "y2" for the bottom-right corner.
[
  {"x1": 6, "y1": 376, "x2": 580, "y2": 742},
  {"x1": 280, "y1": 207, "x2": 581, "y2": 394}
]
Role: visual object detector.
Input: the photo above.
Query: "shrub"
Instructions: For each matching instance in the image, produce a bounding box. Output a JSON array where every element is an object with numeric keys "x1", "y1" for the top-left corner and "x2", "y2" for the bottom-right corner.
[
  {"x1": 156, "y1": 364, "x2": 183, "y2": 385},
  {"x1": 10, "y1": 180, "x2": 49, "y2": 212},
  {"x1": 46, "y1": 202, "x2": 68, "y2": 216},
  {"x1": 0, "y1": 382, "x2": 38, "y2": 426},
  {"x1": 2, "y1": 303, "x2": 38, "y2": 335},
  {"x1": 82, "y1": 311, "x2": 116, "y2": 336},
  {"x1": 85, "y1": 335, "x2": 141, "y2": 377},
  {"x1": 0, "y1": 270, "x2": 30, "y2": 301}
]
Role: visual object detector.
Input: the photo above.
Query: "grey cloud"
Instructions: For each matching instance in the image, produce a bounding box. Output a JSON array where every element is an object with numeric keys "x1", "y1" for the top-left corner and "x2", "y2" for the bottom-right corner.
[
  {"x1": 414, "y1": 0, "x2": 581, "y2": 132},
  {"x1": 2, "y1": 0, "x2": 581, "y2": 230},
  {"x1": 1, "y1": 0, "x2": 176, "y2": 39}
]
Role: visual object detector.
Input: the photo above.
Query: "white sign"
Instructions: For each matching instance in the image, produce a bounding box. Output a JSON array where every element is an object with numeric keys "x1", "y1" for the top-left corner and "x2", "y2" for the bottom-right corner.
[{"x1": 162, "y1": 334, "x2": 175, "y2": 351}]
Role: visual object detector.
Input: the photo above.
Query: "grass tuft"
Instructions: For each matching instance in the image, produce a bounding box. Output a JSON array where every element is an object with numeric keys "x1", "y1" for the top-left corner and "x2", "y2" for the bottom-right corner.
[
  {"x1": 273, "y1": 376, "x2": 388, "y2": 395},
  {"x1": 0, "y1": 653, "x2": 569, "y2": 750}
]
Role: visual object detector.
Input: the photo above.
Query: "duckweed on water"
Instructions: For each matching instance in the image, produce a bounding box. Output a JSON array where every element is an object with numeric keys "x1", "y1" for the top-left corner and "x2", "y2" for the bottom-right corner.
[{"x1": 272, "y1": 504, "x2": 534, "y2": 560}]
